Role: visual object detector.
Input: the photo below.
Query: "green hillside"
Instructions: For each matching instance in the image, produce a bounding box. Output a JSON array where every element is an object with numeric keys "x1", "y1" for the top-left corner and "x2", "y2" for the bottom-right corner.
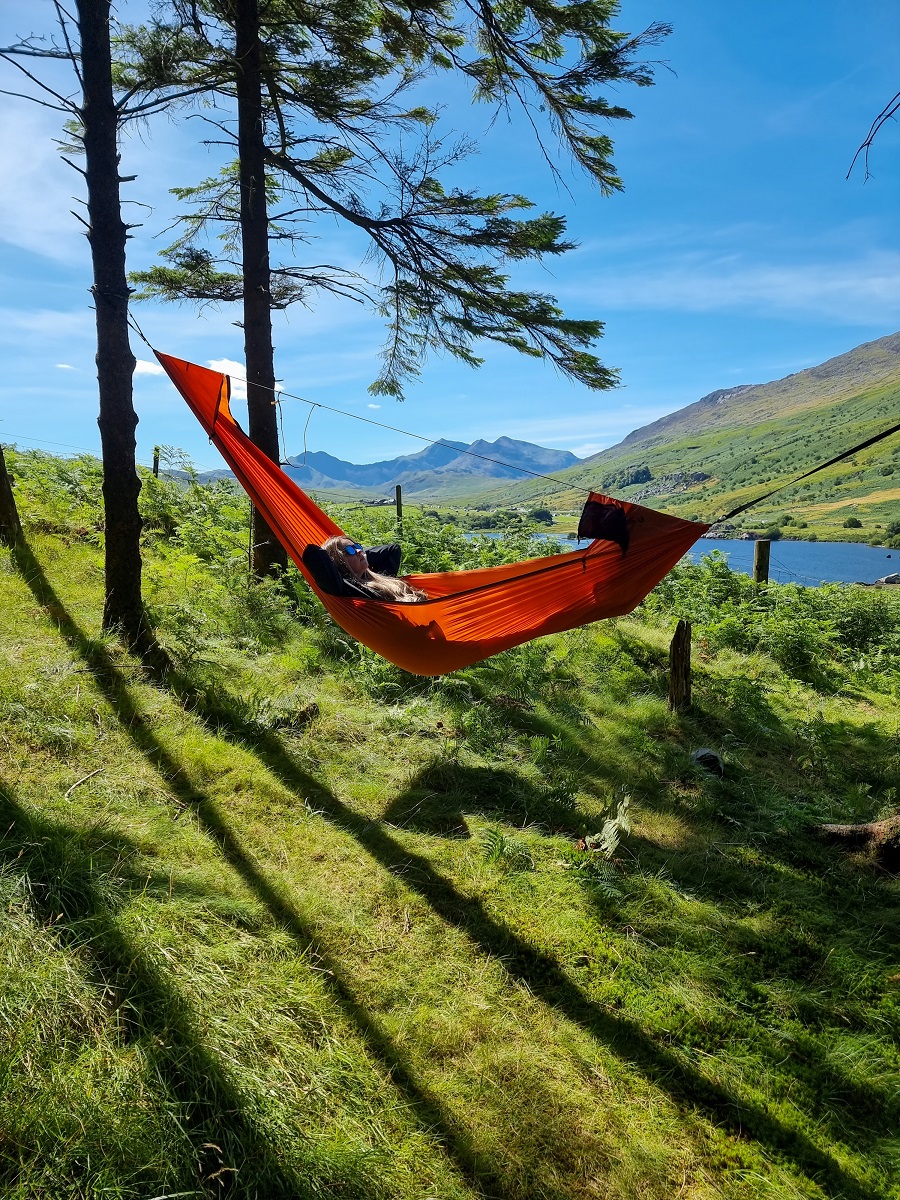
[
  {"x1": 472, "y1": 332, "x2": 900, "y2": 540},
  {"x1": 2, "y1": 453, "x2": 900, "y2": 1198}
]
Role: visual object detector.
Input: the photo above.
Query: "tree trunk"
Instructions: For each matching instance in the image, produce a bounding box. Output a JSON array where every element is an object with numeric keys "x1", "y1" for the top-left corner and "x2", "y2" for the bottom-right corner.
[
  {"x1": 235, "y1": 0, "x2": 287, "y2": 578},
  {"x1": 77, "y1": 0, "x2": 145, "y2": 644},
  {"x1": 0, "y1": 444, "x2": 24, "y2": 548}
]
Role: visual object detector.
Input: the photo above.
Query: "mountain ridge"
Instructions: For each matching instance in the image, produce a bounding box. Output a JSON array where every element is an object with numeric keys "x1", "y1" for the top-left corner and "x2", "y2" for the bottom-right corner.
[
  {"x1": 283, "y1": 435, "x2": 579, "y2": 492},
  {"x1": 585, "y1": 331, "x2": 900, "y2": 462},
  {"x1": 459, "y1": 330, "x2": 900, "y2": 540}
]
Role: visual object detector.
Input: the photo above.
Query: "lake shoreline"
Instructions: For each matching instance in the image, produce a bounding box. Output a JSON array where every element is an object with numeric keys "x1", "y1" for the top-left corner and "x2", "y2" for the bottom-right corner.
[{"x1": 698, "y1": 530, "x2": 896, "y2": 550}]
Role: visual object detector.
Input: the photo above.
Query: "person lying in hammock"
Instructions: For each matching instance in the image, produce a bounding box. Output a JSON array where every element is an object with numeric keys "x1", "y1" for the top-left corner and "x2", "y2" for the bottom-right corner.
[{"x1": 319, "y1": 535, "x2": 427, "y2": 602}]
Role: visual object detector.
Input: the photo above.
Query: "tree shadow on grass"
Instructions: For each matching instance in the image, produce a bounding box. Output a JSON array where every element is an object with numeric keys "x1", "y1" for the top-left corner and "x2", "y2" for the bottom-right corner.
[
  {"x1": 11, "y1": 537, "x2": 883, "y2": 1200},
  {"x1": 455, "y1": 633, "x2": 900, "y2": 1164},
  {"x1": 156, "y1": 717, "x2": 882, "y2": 1196},
  {"x1": 597, "y1": 841, "x2": 900, "y2": 1165},
  {"x1": 465, "y1": 654, "x2": 900, "y2": 1175},
  {"x1": 567, "y1": 687, "x2": 900, "y2": 1162},
  {"x1": 381, "y1": 761, "x2": 553, "y2": 835},
  {"x1": 156, "y1": 679, "x2": 896, "y2": 1200},
  {"x1": 8, "y1": 540, "x2": 515, "y2": 1200},
  {"x1": 0, "y1": 781, "x2": 315, "y2": 1199}
]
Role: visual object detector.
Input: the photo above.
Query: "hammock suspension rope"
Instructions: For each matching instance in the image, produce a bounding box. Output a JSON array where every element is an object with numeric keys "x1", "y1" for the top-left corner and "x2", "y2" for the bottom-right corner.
[
  {"x1": 127, "y1": 316, "x2": 595, "y2": 494},
  {"x1": 714, "y1": 419, "x2": 900, "y2": 523}
]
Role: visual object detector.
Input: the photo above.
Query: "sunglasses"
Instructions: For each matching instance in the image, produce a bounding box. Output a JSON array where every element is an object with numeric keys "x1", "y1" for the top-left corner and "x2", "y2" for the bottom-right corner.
[{"x1": 343, "y1": 544, "x2": 366, "y2": 556}]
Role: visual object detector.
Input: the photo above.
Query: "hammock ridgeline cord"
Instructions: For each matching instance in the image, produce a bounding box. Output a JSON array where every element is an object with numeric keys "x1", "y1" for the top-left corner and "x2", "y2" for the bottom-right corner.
[{"x1": 712, "y1": 416, "x2": 900, "y2": 524}]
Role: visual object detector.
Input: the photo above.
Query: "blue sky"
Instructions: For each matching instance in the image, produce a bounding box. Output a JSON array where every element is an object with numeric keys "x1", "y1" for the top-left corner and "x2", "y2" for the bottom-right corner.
[{"x1": 0, "y1": 0, "x2": 898, "y2": 473}]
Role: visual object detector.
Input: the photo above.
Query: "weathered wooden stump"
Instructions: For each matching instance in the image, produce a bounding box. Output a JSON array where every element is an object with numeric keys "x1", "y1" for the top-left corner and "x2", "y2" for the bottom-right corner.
[
  {"x1": 819, "y1": 814, "x2": 900, "y2": 873},
  {"x1": 668, "y1": 619, "x2": 692, "y2": 712}
]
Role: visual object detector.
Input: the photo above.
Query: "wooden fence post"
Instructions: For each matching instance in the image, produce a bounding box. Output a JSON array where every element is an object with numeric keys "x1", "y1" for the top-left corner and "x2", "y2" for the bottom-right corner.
[
  {"x1": 668, "y1": 619, "x2": 692, "y2": 712},
  {"x1": 152, "y1": 446, "x2": 160, "y2": 478},
  {"x1": 395, "y1": 483, "x2": 403, "y2": 533},
  {"x1": 753, "y1": 539, "x2": 770, "y2": 585},
  {"x1": 0, "y1": 444, "x2": 24, "y2": 549}
]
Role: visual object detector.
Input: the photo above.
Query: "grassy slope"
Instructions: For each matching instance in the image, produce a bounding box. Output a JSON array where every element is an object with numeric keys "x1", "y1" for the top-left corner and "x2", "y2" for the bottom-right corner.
[
  {"x1": 2, "y1": 505, "x2": 900, "y2": 1196},
  {"x1": 466, "y1": 334, "x2": 900, "y2": 538}
]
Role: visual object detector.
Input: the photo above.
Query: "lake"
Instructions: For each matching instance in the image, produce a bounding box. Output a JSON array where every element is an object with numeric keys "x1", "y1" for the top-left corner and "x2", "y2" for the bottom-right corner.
[
  {"x1": 474, "y1": 531, "x2": 898, "y2": 585},
  {"x1": 683, "y1": 537, "x2": 898, "y2": 586}
]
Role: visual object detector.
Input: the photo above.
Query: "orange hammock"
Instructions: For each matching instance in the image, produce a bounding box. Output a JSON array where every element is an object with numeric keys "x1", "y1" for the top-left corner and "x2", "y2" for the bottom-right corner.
[{"x1": 157, "y1": 352, "x2": 709, "y2": 675}]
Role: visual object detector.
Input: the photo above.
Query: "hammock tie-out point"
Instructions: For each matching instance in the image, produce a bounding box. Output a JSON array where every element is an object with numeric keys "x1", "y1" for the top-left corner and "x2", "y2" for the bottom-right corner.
[{"x1": 156, "y1": 352, "x2": 708, "y2": 676}]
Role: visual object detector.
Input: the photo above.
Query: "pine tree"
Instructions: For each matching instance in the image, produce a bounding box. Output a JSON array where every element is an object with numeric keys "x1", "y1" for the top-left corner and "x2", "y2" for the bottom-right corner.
[
  {"x1": 0, "y1": 2, "x2": 214, "y2": 646},
  {"x1": 129, "y1": 0, "x2": 669, "y2": 571}
]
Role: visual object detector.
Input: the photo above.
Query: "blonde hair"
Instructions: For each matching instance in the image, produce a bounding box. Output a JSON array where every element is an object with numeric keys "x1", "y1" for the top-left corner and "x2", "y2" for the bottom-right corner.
[{"x1": 322, "y1": 536, "x2": 427, "y2": 603}]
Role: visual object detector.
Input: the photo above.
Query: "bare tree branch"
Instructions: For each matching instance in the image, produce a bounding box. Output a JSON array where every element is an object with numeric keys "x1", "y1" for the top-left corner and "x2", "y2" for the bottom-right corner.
[
  {"x1": 0, "y1": 85, "x2": 72, "y2": 112},
  {"x1": 119, "y1": 81, "x2": 229, "y2": 118},
  {"x1": 0, "y1": 41, "x2": 71, "y2": 59},
  {"x1": 52, "y1": 0, "x2": 82, "y2": 86},
  {"x1": 848, "y1": 89, "x2": 900, "y2": 181},
  {"x1": 60, "y1": 154, "x2": 88, "y2": 177},
  {"x1": 0, "y1": 48, "x2": 79, "y2": 109}
]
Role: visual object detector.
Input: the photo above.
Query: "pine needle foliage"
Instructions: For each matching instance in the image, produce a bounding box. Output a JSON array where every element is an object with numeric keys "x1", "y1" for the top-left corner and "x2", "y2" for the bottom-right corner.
[{"x1": 127, "y1": 0, "x2": 670, "y2": 395}]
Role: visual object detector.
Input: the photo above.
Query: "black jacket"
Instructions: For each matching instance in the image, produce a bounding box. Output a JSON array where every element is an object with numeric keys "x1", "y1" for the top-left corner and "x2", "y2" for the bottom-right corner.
[{"x1": 301, "y1": 543, "x2": 403, "y2": 599}]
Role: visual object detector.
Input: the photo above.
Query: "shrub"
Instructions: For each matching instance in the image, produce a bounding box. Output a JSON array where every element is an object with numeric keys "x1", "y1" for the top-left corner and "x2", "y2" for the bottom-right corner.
[
  {"x1": 603, "y1": 464, "x2": 651, "y2": 490},
  {"x1": 642, "y1": 552, "x2": 900, "y2": 691},
  {"x1": 468, "y1": 509, "x2": 522, "y2": 530},
  {"x1": 843, "y1": 517, "x2": 863, "y2": 529},
  {"x1": 5, "y1": 448, "x2": 104, "y2": 540},
  {"x1": 527, "y1": 508, "x2": 554, "y2": 525}
]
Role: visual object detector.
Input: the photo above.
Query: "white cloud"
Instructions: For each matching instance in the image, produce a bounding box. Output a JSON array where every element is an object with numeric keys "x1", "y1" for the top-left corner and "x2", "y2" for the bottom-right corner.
[
  {"x1": 367, "y1": 403, "x2": 381, "y2": 409},
  {"x1": 568, "y1": 250, "x2": 900, "y2": 326},
  {"x1": 0, "y1": 102, "x2": 85, "y2": 262},
  {"x1": 55, "y1": 363, "x2": 75, "y2": 370},
  {"x1": 208, "y1": 358, "x2": 247, "y2": 400},
  {"x1": 135, "y1": 359, "x2": 165, "y2": 376}
]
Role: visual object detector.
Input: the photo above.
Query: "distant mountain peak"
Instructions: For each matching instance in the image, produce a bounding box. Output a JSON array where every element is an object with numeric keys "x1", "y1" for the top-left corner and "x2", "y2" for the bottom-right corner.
[{"x1": 281, "y1": 434, "x2": 580, "y2": 494}]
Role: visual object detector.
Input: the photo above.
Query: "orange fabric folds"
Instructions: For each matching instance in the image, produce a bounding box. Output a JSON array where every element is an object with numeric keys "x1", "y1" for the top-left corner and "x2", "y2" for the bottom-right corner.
[{"x1": 157, "y1": 352, "x2": 709, "y2": 675}]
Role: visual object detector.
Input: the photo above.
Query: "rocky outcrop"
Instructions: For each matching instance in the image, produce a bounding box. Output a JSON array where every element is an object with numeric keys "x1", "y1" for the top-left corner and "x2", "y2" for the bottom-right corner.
[{"x1": 633, "y1": 471, "x2": 712, "y2": 501}]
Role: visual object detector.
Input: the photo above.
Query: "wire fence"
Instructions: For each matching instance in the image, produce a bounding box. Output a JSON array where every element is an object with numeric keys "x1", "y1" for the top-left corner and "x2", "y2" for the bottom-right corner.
[{"x1": 2, "y1": 431, "x2": 225, "y2": 476}]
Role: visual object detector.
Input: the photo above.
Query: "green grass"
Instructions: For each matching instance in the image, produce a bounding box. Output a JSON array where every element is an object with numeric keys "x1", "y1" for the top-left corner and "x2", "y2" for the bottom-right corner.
[{"x1": 2, "y1": 457, "x2": 900, "y2": 1198}]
